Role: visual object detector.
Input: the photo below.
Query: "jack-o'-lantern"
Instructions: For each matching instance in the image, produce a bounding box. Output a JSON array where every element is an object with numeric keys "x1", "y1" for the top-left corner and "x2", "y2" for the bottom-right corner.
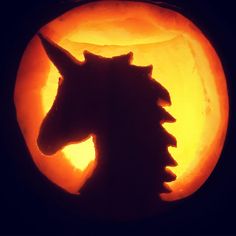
[{"x1": 14, "y1": 0, "x2": 228, "y2": 214}]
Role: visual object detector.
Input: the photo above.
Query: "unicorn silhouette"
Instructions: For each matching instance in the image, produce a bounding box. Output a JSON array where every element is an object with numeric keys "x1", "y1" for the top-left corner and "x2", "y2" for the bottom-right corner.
[{"x1": 37, "y1": 34, "x2": 177, "y2": 218}]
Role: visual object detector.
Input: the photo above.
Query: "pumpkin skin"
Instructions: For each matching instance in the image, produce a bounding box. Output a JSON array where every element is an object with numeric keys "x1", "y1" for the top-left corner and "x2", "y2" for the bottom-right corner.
[{"x1": 14, "y1": 1, "x2": 228, "y2": 202}]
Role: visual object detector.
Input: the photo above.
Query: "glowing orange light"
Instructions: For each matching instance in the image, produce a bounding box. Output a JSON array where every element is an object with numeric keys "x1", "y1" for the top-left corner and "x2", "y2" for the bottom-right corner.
[{"x1": 14, "y1": 1, "x2": 228, "y2": 200}]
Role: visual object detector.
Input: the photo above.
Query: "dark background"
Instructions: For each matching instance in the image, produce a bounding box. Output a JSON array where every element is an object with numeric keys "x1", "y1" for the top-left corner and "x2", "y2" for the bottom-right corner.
[{"x1": 1, "y1": 0, "x2": 236, "y2": 235}]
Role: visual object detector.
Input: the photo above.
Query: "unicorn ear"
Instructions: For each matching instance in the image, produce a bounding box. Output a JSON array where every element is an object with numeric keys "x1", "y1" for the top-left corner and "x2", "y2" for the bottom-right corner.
[
  {"x1": 113, "y1": 52, "x2": 133, "y2": 64},
  {"x1": 38, "y1": 33, "x2": 81, "y2": 76},
  {"x1": 83, "y1": 50, "x2": 102, "y2": 62}
]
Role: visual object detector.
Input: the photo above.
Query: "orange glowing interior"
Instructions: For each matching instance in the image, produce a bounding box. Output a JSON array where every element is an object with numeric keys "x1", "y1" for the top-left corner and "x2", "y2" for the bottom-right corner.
[{"x1": 15, "y1": 1, "x2": 228, "y2": 201}]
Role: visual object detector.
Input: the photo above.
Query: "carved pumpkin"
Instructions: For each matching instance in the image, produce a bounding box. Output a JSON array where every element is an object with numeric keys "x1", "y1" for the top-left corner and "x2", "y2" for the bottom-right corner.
[{"x1": 14, "y1": 0, "x2": 228, "y2": 204}]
